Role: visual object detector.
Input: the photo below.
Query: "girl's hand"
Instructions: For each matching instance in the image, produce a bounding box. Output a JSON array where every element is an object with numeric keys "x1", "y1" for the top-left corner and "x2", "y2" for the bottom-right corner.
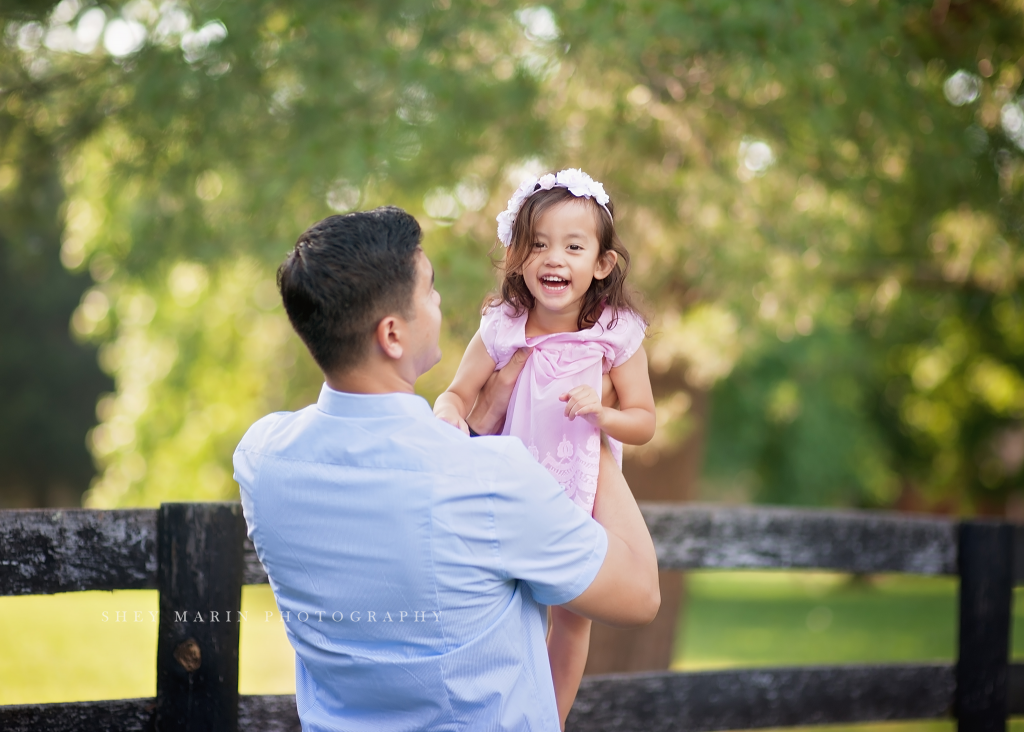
[
  {"x1": 559, "y1": 385, "x2": 605, "y2": 426},
  {"x1": 434, "y1": 405, "x2": 470, "y2": 435}
]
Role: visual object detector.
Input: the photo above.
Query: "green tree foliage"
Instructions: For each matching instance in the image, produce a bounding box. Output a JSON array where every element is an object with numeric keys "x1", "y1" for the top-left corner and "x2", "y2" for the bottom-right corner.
[
  {"x1": 0, "y1": 3, "x2": 111, "y2": 507},
  {"x1": 2, "y1": 0, "x2": 1023, "y2": 512}
]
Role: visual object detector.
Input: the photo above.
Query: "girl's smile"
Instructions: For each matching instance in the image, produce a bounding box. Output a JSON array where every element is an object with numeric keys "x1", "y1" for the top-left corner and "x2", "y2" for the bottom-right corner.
[{"x1": 539, "y1": 274, "x2": 570, "y2": 293}]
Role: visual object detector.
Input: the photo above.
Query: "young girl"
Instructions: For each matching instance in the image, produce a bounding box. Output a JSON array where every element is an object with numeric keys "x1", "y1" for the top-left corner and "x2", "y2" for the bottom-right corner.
[{"x1": 433, "y1": 168, "x2": 656, "y2": 728}]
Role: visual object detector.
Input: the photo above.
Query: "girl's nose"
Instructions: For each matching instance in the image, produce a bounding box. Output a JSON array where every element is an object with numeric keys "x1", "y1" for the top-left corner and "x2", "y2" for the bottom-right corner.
[{"x1": 543, "y1": 248, "x2": 565, "y2": 265}]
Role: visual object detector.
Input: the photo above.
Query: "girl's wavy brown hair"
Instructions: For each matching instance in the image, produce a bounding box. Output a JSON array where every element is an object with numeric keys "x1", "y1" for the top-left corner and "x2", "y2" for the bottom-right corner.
[{"x1": 487, "y1": 185, "x2": 644, "y2": 331}]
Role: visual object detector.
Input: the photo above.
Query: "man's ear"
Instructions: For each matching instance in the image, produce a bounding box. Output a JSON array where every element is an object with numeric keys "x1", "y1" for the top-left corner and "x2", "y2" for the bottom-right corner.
[
  {"x1": 374, "y1": 315, "x2": 404, "y2": 361},
  {"x1": 594, "y1": 250, "x2": 618, "y2": 281}
]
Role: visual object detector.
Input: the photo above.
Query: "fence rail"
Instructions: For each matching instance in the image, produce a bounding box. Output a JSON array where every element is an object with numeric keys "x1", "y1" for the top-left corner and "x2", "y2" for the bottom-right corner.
[{"x1": 0, "y1": 502, "x2": 1019, "y2": 731}]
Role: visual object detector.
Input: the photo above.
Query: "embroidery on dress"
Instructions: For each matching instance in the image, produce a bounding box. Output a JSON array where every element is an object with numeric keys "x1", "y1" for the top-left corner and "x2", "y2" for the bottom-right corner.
[{"x1": 541, "y1": 433, "x2": 600, "y2": 513}]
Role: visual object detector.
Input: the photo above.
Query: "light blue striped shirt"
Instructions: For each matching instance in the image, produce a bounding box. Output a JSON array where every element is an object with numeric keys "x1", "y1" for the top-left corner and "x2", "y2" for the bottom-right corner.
[{"x1": 233, "y1": 384, "x2": 608, "y2": 731}]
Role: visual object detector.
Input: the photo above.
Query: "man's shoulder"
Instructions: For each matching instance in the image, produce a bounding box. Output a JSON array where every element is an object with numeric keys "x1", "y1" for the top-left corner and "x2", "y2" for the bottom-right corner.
[
  {"x1": 234, "y1": 406, "x2": 315, "y2": 456},
  {"x1": 233, "y1": 402, "x2": 545, "y2": 486},
  {"x1": 469, "y1": 433, "x2": 529, "y2": 461},
  {"x1": 407, "y1": 419, "x2": 526, "y2": 472},
  {"x1": 387, "y1": 418, "x2": 546, "y2": 486},
  {"x1": 465, "y1": 435, "x2": 551, "y2": 483}
]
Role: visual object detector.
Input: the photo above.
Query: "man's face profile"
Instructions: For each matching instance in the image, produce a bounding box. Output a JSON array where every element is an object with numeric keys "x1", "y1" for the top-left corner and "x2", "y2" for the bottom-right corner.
[{"x1": 403, "y1": 248, "x2": 443, "y2": 379}]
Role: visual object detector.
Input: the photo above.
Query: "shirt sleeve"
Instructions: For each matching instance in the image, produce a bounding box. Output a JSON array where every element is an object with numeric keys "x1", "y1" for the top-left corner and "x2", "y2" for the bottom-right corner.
[
  {"x1": 233, "y1": 427, "x2": 262, "y2": 531},
  {"x1": 234, "y1": 449, "x2": 260, "y2": 543},
  {"x1": 610, "y1": 309, "x2": 648, "y2": 368},
  {"x1": 233, "y1": 413, "x2": 285, "y2": 546},
  {"x1": 478, "y1": 436, "x2": 609, "y2": 606}
]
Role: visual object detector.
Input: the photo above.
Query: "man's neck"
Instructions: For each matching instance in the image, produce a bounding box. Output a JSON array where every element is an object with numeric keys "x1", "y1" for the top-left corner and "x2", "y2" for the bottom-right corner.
[{"x1": 325, "y1": 359, "x2": 417, "y2": 395}]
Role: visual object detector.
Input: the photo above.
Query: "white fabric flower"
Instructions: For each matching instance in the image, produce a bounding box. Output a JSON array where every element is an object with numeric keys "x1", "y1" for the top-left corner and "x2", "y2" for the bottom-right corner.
[
  {"x1": 555, "y1": 168, "x2": 589, "y2": 198},
  {"x1": 508, "y1": 176, "x2": 537, "y2": 211},
  {"x1": 496, "y1": 167, "x2": 613, "y2": 246},
  {"x1": 496, "y1": 209, "x2": 515, "y2": 247},
  {"x1": 588, "y1": 178, "x2": 609, "y2": 206}
]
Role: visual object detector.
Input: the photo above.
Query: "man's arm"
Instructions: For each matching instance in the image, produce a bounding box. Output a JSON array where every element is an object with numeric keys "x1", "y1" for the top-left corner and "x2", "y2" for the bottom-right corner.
[
  {"x1": 488, "y1": 434, "x2": 660, "y2": 628},
  {"x1": 562, "y1": 443, "x2": 660, "y2": 627},
  {"x1": 464, "y1": 346, "x2": 533, "y2": 435}
]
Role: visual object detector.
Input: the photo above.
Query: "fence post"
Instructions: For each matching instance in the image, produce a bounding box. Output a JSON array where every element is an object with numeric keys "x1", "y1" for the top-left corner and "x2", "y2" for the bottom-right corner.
[
  {"x1": 957, "y1": 520, "x2": 1014, "y2": 732},
  {"x1": 155, "y1": 503, "x2": 245, "y2": 732}
]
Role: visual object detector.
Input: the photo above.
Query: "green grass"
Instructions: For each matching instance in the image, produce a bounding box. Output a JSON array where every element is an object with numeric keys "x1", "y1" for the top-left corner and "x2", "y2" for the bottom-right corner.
[
  {"x1": 671, "y1": 570, "x2": 1024, "y2": 732},
  {"x1": 674, "y1": 570, "x2": 963, "y2": 670},
  {"x1": 3, "y1": 570, "x2": 1024, "y2": 732},
  {"x1": 0, "y1": 585, "x2": 294, "y2": 705}
]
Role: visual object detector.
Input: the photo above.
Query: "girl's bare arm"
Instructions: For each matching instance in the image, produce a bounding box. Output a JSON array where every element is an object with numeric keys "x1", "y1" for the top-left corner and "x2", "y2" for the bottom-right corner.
[
  {"x1": 465, "y1": 346, "x2": 533, "y2": 435},
  {"x1": 433, "y1": 331, "x2": 498, "y2": 433},
  {"x1": 561, "y1": 345, "x2": 656, "y2": 445},
  {"x1": 603, "y1": 345, "x2": 656, "y2": 444}
]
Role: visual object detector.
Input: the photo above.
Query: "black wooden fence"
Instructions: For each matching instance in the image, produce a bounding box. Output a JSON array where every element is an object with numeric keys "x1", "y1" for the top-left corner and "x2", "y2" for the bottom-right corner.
[{"x1": 0, "y1": 501, "x2": 1019, "y2": 731}]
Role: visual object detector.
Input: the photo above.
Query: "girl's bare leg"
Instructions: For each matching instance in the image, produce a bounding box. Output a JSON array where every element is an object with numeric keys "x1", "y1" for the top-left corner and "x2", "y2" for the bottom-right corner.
[
  {"x1": 549, "y1": 438, "x2": 624, "y2": 728},
  {"x1": 548, "y1": 604, "x2": 591, "y2": 730}
]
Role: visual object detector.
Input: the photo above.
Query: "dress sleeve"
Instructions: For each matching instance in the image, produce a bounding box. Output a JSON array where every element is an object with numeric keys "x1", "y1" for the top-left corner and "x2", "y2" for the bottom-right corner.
[
  {"x1": 609, "y1": 309, "x2": 648, "y2": 368},
  {"x1": 478, "y1": 303, "x2": 523, "y2": 370},
  {"x1": 480, "y1": 437, "x2": 609, "y2": 606}
]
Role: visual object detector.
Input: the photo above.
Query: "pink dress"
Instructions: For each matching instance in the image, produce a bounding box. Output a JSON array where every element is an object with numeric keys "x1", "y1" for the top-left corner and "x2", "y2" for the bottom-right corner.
[{"x1": 479, "y1": 303, "x2": 646, "y2": 516}]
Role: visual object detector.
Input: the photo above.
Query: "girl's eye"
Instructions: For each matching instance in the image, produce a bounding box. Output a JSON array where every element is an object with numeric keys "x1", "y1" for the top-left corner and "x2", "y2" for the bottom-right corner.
[
  {"x1": 533, "y1": 242, "x2": 545, "y2": 248},
  {"x1": 568, "y1": 244, "x2": 582, "y2": 251}
]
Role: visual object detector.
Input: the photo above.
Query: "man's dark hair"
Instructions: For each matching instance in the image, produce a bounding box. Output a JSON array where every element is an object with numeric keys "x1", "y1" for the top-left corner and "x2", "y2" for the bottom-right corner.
[{"x1": 277, "y1": 206, "x2": 422, "y2": 374}]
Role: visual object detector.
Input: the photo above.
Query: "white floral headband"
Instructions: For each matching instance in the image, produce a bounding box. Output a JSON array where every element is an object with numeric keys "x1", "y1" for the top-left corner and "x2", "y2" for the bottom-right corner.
[{"x1": 495, "y1": 168, "x2": 612, "y2": 247}]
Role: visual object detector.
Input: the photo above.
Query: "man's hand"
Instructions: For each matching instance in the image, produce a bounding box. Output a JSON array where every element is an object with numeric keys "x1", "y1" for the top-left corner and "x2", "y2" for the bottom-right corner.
[
  {"x1": 601, "y1": 373, "x2": 617, "y2": 409},
  {"x1": 465, "y1": 347, "x2": 532, "y2": 435}
]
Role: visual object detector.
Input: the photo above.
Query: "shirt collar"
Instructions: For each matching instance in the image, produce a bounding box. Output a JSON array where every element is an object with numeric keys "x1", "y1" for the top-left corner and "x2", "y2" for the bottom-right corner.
[{"x1": 316, "y1": 383, "x2": 434, "y2": 420}]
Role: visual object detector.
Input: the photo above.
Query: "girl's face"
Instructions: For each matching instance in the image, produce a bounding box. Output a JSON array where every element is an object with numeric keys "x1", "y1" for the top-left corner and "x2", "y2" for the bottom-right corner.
[{"x1": 521, "y1": 199, "x2": 616, "y2": 319}]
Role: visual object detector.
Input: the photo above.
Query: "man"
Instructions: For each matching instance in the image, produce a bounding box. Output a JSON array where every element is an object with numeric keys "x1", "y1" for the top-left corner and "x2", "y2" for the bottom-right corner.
[{"x1": 233, "y1": 207, "x2": 659, "y2": 731}]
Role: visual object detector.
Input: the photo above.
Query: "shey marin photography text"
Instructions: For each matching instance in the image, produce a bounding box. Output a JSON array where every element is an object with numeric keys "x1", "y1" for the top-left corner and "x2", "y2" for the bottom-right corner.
[{"x1": 102, "y1": 609, "x2": 442, "y2": 623}]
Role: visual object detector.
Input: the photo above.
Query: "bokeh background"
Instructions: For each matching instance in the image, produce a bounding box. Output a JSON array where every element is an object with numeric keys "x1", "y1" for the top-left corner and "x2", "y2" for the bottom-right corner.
[{"x1": 3, "y1": 0, "x2": 1024, "y2": 724}]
